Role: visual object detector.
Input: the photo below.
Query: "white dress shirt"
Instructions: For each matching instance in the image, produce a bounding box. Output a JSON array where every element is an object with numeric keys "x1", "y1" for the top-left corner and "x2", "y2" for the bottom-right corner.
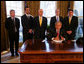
[
  {"x1": 25, "y1": 14, "x2": 33, "y2": 18},
  {"x1": 39, "y1": 16, "x2": 43, "y2": 21}
]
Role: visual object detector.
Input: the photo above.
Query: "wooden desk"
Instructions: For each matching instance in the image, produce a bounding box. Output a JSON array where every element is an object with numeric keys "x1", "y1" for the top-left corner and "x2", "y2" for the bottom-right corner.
[{"x1": 18, "y1": 39, "x2": 83, "y2": 63}]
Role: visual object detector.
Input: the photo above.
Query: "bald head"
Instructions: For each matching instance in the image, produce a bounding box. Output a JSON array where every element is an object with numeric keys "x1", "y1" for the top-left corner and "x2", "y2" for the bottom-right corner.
[
  {"x1": 55, "y1": 9, "x2": 60, "y2": 16},
  {"x1": 38, "y1": 9, "x2": 43, "y2": 17}
]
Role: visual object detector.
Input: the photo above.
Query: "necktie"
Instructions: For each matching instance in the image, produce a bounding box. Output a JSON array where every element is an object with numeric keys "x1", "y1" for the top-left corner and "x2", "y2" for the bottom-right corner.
[
  {"x1": 39, "y1": 17, "x2": 42, "y2": 27},
  {"x1": 12, "y1": 18, "x2": 15, "y2": 26},
  {"x1": 57, "y1": 30, "x2": 61, "y2": 40},
  {"x1": 57, "y1": 32, "x2": 59, "y2": 37},
  {"x1": 57, "y1": 16, "x2": 59, "y2": 22},
  {"x1": 69, "y1": 17, "x2": 71, "y2": 24},
  {"x1": 13, "y1": 18, "x2": 17, "y2": 32}
]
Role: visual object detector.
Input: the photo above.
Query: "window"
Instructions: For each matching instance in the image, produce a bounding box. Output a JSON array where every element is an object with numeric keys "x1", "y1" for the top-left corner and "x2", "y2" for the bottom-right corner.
[
  {"x1": 74, "y1": 1, "x2": 83, "y2": 16},
  {"x1": 73, "y1": 1, "x2": 83, "y2": 39},
  {"x1": 6, "y1": 1, "x2": 24, "y2": 42},
  {"x1": 40, "y1": 1, "x2": 56, "y2": 26}
]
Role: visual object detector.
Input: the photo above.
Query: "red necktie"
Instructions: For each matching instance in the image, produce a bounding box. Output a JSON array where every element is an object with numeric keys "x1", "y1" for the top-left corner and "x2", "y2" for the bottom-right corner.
[{"x1": 57, "y1": 32, "x2": 59, "y2": 36}]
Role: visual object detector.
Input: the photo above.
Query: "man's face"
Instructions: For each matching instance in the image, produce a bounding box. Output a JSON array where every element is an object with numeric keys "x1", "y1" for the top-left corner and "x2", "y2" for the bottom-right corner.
[
  {"x1": 69, "y1": 11, "x2": 73, "y2": 17},
  {"x1": 10, "y1": 11, "x2": 15, "y2": 17},
  {"x1": 25, "y1": 8, "x2": 30, "y2": 14},
  {"x1": 55, "y1": 22, "x2": 62, "y2": 30},
  {"x1": 56, "y1": 9, "x2": 60, "y2": 16},
  {"x1": 39, "y1": 9, "x2": 43, "y2": 16}
]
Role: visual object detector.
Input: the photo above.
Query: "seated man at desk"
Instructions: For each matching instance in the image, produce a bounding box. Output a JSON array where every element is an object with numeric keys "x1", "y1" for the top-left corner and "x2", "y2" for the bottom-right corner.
[{"x1": 47, "y1": 21, "x2": 66, "y2": 40}]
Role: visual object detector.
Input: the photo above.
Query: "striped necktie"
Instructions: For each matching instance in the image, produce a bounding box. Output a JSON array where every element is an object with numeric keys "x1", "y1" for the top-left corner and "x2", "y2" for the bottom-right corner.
[{"x1": 12, "y1": 18, "x2": 17, "y2": 32}]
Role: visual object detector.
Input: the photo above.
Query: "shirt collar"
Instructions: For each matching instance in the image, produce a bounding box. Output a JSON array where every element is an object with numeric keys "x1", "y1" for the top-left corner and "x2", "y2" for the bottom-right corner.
[
  {"x1": 56, "y1": 29, "x2": 60, "y2": 33},
  {"x1": 11, "y1": 17, "x2": 15, "y2": 20},
  {"x1": 69, "y1": 16, "x2": 73, "y2": 18},
  {"x1": 39, "y1": 16, "x2": 43, "y2": 19},
  {"x1": 39, "y1": 16, "x2": 42, "y2": 17},
  {"x1": 25, "y1": 14, "x2": 30, "y2": 17},
  {"x1": 56, "y1": 16, "x2": 59, "y2": 18}
]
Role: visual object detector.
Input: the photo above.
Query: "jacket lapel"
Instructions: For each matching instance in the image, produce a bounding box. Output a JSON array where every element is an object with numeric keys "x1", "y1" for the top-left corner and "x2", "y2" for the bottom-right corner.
[
  {"x1": 68, "y1": 17, "x2": 70, "y2": 25},
  {"x1": 70, "y1": 16, "x2": 73, "y2": 24},
  {"x1": 37, "y1": 16, "x2": 40, "y2": 27},
  {"x1": 55, "y1": 16, "x2": 56, "y2": 22},
  {"x1": 41, "y1": 17, "x2": 43, "y2": 27},
  {"x1": 24, "y1": 14, "x2": 28, "y2": 19}
]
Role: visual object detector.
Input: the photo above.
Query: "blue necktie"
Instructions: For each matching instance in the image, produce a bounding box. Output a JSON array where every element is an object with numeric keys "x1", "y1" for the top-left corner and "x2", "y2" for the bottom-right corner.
[{"x1": 57, "y1": 17, "x2": 59, "y2": 22}]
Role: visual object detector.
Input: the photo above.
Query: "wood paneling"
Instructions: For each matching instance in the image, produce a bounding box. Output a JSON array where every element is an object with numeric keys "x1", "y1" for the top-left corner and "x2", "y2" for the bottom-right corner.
[
  {"x1": 57, "y1": 1, "x2": 74, "y2": 18},
  {"x1": 25, "y1": 1, "x2": 40, "y2": 17}
]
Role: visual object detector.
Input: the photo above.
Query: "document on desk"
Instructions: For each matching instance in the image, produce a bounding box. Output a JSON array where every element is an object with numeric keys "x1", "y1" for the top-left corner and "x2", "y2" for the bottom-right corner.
[{"x1": 52, "y1": 38, "x2": 63, "y2": 43}]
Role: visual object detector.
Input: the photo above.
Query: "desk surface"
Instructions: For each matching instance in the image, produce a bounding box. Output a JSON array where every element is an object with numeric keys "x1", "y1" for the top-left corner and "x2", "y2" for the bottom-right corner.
[
  {"x1": 19, "y1": 39, "x2": 83, "y2": 63},
  {"x1": 19, "y1": 39, "x2": 83, "y2": 54}
]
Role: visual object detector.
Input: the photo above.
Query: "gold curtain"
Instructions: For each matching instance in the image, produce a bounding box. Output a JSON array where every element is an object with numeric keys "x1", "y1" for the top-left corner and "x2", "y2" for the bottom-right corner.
[
  {"x1": 70, "y1": 1, "x2": 74, "y2": 10},
  {"x1": 24, "y1": 1, "x2": 74, "y2": 18},
  {"x1": 25, "y1": 1, "x2": 40, "y2": 17},
  {"x1": 1, "y1": 1, "x2": 9, "y2": 51},
  {"x1": 57, "y1": 1, "x2": 74, "y2": 18}
]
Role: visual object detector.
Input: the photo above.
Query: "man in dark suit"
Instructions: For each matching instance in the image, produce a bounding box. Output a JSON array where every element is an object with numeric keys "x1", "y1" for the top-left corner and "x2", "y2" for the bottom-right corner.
[
  {"x1": 63, "y1": 9, "x2": 78, "y2": 40},
  {"x1": 5, "y1": 10, "x2": 20, "y2": 56},
  {"x1": 33, "y1": 9, "x2": 47, "y2": 39},
  {"x1": 50, "y1": 9, "x2": 64, "y2": 31},
  {"x1": 21, "y1": 7, "x2": 34, "y2": 42},
  {"x1": 47, "y1": 21, "x2": 66, "y2": 40}
]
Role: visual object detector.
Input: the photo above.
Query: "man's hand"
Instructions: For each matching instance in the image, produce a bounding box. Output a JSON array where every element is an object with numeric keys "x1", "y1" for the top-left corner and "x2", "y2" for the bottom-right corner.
[
  {"x1": 54, "y1": 36, "x2": 65, "y2": 40},
  {"x1": 54, "y1": 36, "x2": 59, "y2": 40},
  {"x1": 61, "y1": 36, "x2": 65, "y2": 40},
  {"x1": 67, "y1": 31, "x2": 72, "y2": 35},
  {"x1": 28, "y1": 29, "x2": 33, "y2": 34}
]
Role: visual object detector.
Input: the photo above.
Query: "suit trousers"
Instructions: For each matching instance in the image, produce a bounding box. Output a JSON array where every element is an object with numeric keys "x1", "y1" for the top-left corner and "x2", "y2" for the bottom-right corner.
[{"x1": 9, "y1": 32, "x2": 19, "y2": 55}]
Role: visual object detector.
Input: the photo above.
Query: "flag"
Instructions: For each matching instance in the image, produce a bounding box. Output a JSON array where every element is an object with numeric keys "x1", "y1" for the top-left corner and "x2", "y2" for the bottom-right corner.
[
  {"x1": 67, "y1": 1, "x2": 70, "y2": 12},
  {"x1": 25, "y1": 1, "x2": 27, "y2": 8}
]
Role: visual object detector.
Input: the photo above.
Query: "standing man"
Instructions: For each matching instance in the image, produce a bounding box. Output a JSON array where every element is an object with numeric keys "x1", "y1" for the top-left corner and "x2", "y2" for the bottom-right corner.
[
  {"x1": 21, "y1": 7, "x2": 34, "y2": 42},
  {"x1": 5, "y1": 10, "x2": 20, "y2": 56},
  {"x1": 64, "y1": 9, "x2": 78, "y2": 40},
  {"x1": 50, "y1": 9, "x2": 64, "y2": 31},
  {"x1": 33, "y1": 9, "x2": 47, "y2": 39}
]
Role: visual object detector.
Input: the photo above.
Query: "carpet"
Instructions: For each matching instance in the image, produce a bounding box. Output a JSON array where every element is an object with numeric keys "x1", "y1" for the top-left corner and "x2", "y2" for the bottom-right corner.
[{"x1": 1, "y1": 52, "x2": 20, "y2": 63}]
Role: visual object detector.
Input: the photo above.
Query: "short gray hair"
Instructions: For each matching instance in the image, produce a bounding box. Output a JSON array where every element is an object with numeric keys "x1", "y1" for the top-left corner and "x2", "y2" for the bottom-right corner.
[
  {"x1": 10, "y1": 9, "x2": 15, "y2": 13},
  {"x1": 55, "y1": 21, "x2": 62, "y2": 26}
]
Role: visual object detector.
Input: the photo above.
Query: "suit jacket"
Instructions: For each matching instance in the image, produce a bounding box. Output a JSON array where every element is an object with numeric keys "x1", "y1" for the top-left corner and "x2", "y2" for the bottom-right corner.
[
  {"x1": 5, "y1": 17, "x2": 20, "y2": 39},
  {"x1": 63, "y1": 16, "x2": 78, "y2": 35},
  {"x1": 47, "y1": 28, "x2": 66, "y2": 40},
  {"x1": 50, "y1": 16, "x2": 64, "y2": 30},
  {"x1": 33, "y1": 16, "x2": 47, "y2": 39},
  {"x1": 21, "y1": 14, "x2": 34, "y2": 34}
]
